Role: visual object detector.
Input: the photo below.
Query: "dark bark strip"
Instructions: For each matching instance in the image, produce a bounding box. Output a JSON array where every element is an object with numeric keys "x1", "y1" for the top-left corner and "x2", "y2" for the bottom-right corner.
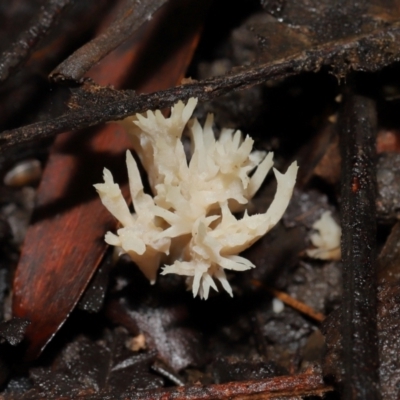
[
  {"x1": 78, "y1": 372, "x2": 332, "y2": 400},
  {"x1": 0, "y1": 0, "x2": 74, "y2": 84},
  {"x1": 339, "y1": 83, "x2": 381, "y2": 399}
]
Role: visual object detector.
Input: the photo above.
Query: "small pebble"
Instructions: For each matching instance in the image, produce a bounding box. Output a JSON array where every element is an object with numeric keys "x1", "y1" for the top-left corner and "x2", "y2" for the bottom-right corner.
[
  {"x1": 3, "y1": 159, "x2": 42, "y2": 188},
  {"x1": 272, "y1": 298, "x2": 285, "y2": 313}
]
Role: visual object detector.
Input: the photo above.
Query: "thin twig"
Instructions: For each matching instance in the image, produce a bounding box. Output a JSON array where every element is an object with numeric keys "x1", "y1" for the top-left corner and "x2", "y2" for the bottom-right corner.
[
  {"x1": 49, "y1": 0, "x2": 168, "y2": 82},
  {"x1": 252, "y1": 280, "x2": 325, "y2": 322},
  {"x1": 0, "y1": 0, "x2": 74, "y2": 84},
  {"x1": 1, "y1": 21, "x2": 400, "y2": 150},
  {"x1": 269, "y1": 288, "x2": 325, "y2": 323}
]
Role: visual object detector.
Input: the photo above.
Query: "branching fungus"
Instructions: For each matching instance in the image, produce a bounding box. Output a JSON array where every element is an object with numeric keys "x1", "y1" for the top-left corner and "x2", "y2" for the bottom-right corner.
[{"x1": 95, "y1": 98, "x2": 298, "y2": 299}]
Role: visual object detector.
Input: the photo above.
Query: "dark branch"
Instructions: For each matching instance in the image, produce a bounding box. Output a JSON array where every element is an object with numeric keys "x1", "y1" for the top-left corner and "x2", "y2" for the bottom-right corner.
[
  {"x1": 79, "y1": 372, "x2": 332, "y2": 400},
  {"x1": 2, "y1": 22, "x2": 400, "y2": 151},
  {"x1": 339, "y1": 80, "x2": 381, "y2": 399},
  {"x1": 49, "y1": 0, "x2": 168, "y2": 83},
  {"x1": 0, "y1": 0, "x2": 74, "y2": 84}
]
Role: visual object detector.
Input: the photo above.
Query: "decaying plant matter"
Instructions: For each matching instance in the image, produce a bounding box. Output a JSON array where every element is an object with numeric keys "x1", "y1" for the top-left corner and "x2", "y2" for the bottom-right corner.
[{"x1": 1, "y1": 0, "x2": 400, "y2": 399}]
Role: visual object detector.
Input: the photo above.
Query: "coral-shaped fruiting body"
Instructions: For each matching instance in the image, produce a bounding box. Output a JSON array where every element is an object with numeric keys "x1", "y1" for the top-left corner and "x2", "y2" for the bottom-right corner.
[
  {"x1": 95, "y1": 98, "x2": 298, "y2": 299},
  {"x1": 306, "y1": 211, "x2": 341, "y2": 261}
]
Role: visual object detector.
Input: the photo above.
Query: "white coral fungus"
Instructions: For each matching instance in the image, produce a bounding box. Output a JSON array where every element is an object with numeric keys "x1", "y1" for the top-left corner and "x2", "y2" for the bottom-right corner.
[
  {"x1": 306, "y1": 211, "x2": 341, "y2": 261},
  {"x1": 94, "y1": 98, "x2": 298, "y2": 299}
]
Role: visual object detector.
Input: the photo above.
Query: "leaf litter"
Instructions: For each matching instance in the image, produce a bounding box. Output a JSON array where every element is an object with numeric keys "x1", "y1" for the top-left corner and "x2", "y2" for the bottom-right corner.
[{"x1": 1, "y1": 0, "x2": 400, "y2": 398}]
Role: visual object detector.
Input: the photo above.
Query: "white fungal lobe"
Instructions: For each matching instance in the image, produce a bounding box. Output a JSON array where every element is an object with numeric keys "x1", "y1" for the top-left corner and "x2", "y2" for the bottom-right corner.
[
  {"x1": 306, "y1": 211, "x2": 341, "y2": 261},
  {"x1": 94, "y1": 98, "x2": 298, "y2": 299}
]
